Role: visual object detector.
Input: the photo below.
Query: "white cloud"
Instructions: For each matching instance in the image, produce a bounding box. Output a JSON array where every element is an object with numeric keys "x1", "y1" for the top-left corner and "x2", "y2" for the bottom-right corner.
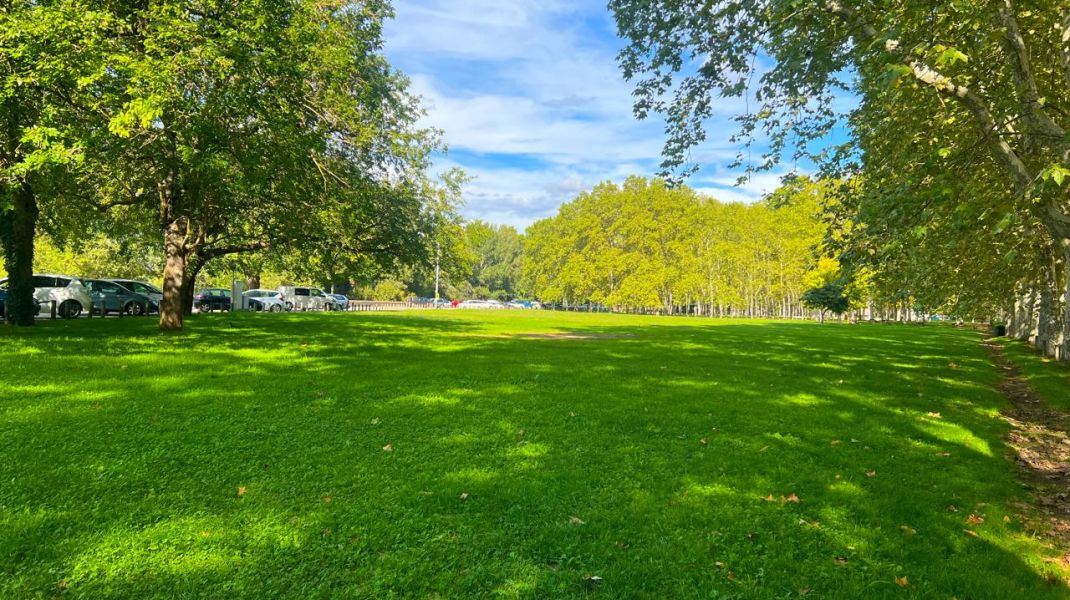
[{"x1": 384, "y1": 0, "x2": 803, "y2": 228}]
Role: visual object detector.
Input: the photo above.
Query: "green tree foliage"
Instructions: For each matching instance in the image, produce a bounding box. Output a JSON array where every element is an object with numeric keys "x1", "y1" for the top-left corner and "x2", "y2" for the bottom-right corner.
[
  {"x1": 0, "y1": 3, "x2": 114, "y2": 324},
  {"x1": 611, "y1": 0, "x2": 1070, "y2": 358},
  {"x1": 523, "y1": 176, "x2": 826, "y2": 315},
  {"x1": 802, "y1": 283, "x2": 850, "y2": 324},
  {"x1": 69, "y1": 1, "x2": 438, "y2": 330},
  {"x1": 458, "y1": 220, "x2": 524, "y2": 300}
]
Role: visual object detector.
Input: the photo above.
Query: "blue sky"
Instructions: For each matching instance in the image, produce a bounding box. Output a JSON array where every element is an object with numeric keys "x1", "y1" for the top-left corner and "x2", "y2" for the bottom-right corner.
[{"x1": 382, "y1": 0, "x2": 809, "y2": 230}]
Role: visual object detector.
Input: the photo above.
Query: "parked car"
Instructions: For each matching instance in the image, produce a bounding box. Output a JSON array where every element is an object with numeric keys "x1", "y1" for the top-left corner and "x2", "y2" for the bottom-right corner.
[
  {"x1": 83, "y1": 279, "x2": 155, "y2": 316},
  {"x1": 458, "y1": 299, "x2": 506, "y2": 309},
  {"x1": 0, "y1": 287, "x2": 41, "y2": 319},
  {"x1": 327, "y1": 294, "x2": 349, "y2": 311},
  {"x1": 106, "y1": 278, "x2": 163, "y2": 306},
  {"x1": 195, "y1": 288, "x2": 232, "y2": 312},
  {"x1": 242, "y1": 289, "x2": 288, "y2": 312},
  {"x1": 0, "y1": 274, "x2": 91, "y2": 318},
  {"x1": 277, "y1": 285, "x2": 328, "y2": 311}
]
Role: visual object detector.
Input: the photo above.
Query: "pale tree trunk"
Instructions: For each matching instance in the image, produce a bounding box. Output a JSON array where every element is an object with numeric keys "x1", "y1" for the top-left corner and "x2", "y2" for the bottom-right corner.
[
  {"x1": 159, "y1": 217, "x2": 189, "y2": 330},
  {"x1": 1061, "y1": 241, "x2": 1070, "y2": 360},
  {"x1": 1037, "y1": 266, "x2": 1056, "y2": 356}
]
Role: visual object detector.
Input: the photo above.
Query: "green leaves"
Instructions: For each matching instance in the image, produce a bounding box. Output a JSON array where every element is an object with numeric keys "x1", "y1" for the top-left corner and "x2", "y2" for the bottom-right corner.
[
  {"x1": 108, "y1": 97, "x2": 164, "y2": 138},
  {"x1": 931, "y1": 44, "x2": 968, "y2": 68},
  {"x1": 1040, "y1": 164, "x2": 1070, "y2": 187}
]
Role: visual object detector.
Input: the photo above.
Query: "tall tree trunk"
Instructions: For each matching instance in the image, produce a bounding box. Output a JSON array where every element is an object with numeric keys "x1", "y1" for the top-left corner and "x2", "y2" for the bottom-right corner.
[
  {"x1": 1, "y1": 182, "x2": 38, "y2": 326},
  {"x1": 182, "y1": 261, "x2": 202, "y2": 316},
  {"x1": 1037, "y1": 272, "x2": 1056, "y2": 357},
  {"x1": 159, "y1": 217, "x2": 189, "y2": 330},
  {"x1": 1060, "y1": 240, "x2": 1070, "y2": 361},
  {"x1": 244, "y1": 271, "x2": 261, "y2": 291}
]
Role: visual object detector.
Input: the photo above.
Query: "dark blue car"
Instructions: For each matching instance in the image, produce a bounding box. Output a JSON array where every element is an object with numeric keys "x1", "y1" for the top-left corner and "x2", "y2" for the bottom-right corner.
[{"x1": 0, "y1": 287, "x2": 42, "y2": 319}]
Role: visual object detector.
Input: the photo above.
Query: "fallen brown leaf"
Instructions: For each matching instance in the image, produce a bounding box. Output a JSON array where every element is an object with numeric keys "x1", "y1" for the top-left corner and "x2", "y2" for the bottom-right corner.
[
  {"x1": 830, "y1": 439, "x2": 842, "y2": 446},
  {"x1": 926, "y1": 412, "x2": 942, "y2": 419},
  {"x1": 947, "y1": 504, "x2": 958, "y2": 512},
  {"x1": 460, "y1": 492, "x2": 469, "y2": 501},
  {"x1": 382, "y1": 443, "x2": 394, "y2": 452},
  {"x1": 865, "y1": 471, "x2": 877, "y2": 478},
  {"x1": 966, "y1": 514, "x2": 985, "y2": 525},
  {"x1": 714, "y1": 561, "x2": 726, "y2": 568},
  {"x1": 322, "y1": 495, "x2": 332, "y2": 503},
  {"x1": 781, "y1": 493, "x2": 801, "y2": 503},
  {"x1": 761, "y1": 494, "x2": 776, "y2": 502},
  {"x1": 833, "y1": 556, "x2": 848, "y2": 566},
  {"x1": 1003, "y1": 515, "x2": 1011, "y2": 523},
  {"x1": 726, "y1": 571, "x2": 736, "y2": 581},
  {"x1": 964, "y1": 529, "x2": 978, "y2": 537},
  {"x1": 237, "y1": 486, "x2": 247, "y2": 497},
  {"x1": 900, "y1": 525, "x2": 917, "y2": 535},
  {"x1": 699, "y1": 438, "x2": 708, "y2": 446},
  {"x1": 895, "y1": 576, "x2": 909, "y2": 587},
  {"x1": 569, "y1": 516, "x2": 585, "y2": 525}
]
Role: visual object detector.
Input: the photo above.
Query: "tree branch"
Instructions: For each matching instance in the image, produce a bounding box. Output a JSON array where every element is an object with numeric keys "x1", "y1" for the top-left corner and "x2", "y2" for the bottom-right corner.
[
  {"x1": 996, "y1": 0, "x2": 1068, "y2": 154},
  {"x1": 822, "y1": 0, "x2": 1034, "y2": 192}
]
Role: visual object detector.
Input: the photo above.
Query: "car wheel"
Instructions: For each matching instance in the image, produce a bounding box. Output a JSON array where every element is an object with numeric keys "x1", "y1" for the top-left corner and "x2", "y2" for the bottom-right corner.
[
  {"x1": 285, "y1": 302, "x2": 294, "y2": 311},
  {"x1": 126, "y1": 302, "x2": 146, "y2": 316},
  {"x1": 270, "y1": 304, "x2": 282, "y2": 313},
  {"x1": 58, "y1": 300, "x2": 82, "y2": 319}
]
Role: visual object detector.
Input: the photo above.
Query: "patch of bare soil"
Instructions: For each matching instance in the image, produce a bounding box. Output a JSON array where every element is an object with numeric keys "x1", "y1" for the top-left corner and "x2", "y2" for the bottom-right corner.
[
  {"x1": 984, "y1": 339, "x2": 1070, "y2": 571},
  {"x1": 514, "y1": 332, "x2": 635, "y2": 340}
]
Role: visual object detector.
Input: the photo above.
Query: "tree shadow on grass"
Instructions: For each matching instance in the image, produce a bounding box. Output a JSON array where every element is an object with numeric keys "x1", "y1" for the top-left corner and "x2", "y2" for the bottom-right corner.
[{"x1": 0, "y1": 314, "x2": 1066, "y2": 598}]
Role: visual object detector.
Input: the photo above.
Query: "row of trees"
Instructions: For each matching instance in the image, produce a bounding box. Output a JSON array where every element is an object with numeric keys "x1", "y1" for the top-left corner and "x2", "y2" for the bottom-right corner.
[
  {"x1": 523, "y1": 176, "x2": 829, "y2": 316},
  {"x1": 611, "y1": 0, "x2": 1070, "y2": 359},
  {"x1": 1, "y1": 1, "x2": 456, "y2": 330}
]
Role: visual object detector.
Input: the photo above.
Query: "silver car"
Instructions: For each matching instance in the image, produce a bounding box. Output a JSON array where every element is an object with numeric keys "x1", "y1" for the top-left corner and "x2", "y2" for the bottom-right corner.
[
  {"x1": 106, "y1": 279, "x2": 164, "y2": 306},
  {"x1": 242, "y1": 289, "x2": 288, "y2": 312}
]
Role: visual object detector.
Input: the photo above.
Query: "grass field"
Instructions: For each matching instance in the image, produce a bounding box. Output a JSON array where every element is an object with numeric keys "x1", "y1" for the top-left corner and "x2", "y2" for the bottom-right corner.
[{"x1": 1, "y1": 311, "x2": 1068, "y2": 599}]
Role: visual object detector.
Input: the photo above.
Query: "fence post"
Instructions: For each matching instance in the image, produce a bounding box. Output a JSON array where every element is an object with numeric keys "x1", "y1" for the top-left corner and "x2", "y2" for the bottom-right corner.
[{"x1": 50, "y1": 300, "x2": 57, "y2": 320}]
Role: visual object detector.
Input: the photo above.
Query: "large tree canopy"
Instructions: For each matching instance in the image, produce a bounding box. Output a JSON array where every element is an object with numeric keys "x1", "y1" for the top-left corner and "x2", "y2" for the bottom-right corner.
[
  {"x1": 89, "y1": 1, "x2": 439, "y2": 329},
  {"x1": 612, "y1": 0, "x2": 1070, "y2": 358}
]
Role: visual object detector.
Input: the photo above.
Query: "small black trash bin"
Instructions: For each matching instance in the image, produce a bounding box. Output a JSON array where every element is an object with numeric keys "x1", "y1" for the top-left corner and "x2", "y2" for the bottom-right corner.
[{"x1": 993, "y1": 324, "x2": 1007, "y2": 337}]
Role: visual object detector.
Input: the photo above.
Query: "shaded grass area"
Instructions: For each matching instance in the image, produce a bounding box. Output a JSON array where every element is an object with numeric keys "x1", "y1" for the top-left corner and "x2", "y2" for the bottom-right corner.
[
  {"x1": 0, "y1": 311, "x2": 1067, "y2": 598},
  {"x1": 997, "y1": 338, "x2": 1070, "y2": 412}
]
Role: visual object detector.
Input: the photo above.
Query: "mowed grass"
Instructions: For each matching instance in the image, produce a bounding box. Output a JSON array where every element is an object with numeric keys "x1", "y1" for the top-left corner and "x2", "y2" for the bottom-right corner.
[
  {"x1": 1, "y1": 311, "x2": 1067, "y2": 599},
  {"x1": 996, "y1": 337, "x2": 1070, "y2": 413}
]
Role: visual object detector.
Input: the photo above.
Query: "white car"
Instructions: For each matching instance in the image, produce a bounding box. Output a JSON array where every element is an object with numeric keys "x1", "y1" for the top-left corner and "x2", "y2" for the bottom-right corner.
[
  {"x1": 458, "y1": 299, "x2": 506, "y2": 309},
  {"x1": 242, "y1": 289, "x2": 288, "y2": 312},
  {"x1": 277, "y1": 285, "x2": 328, "y2": 311},
  {"x1": 0, "y1": 274, "x2": 92, "y2": 318}
]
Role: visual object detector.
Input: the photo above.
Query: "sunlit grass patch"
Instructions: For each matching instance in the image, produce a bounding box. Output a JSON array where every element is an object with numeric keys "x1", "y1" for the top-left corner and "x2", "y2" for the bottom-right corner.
[{"x1": 0, "y1": 312, "x2": 1067, "y2": 598}]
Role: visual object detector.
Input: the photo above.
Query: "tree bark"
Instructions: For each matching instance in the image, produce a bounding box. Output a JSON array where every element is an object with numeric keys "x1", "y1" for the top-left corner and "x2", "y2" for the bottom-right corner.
[
  {"x1": 1, "y1": 182, "x2": 38, "y2": 326},
  {"x1": 244, "y1": 272, "x2": 261, "y2": 291},
  {"x1": 1061, "y1": 241, "x2": 1070, "y2": 361},
  {"x1": 159, "y1": 217, "x2": 189, "y2": 330}
]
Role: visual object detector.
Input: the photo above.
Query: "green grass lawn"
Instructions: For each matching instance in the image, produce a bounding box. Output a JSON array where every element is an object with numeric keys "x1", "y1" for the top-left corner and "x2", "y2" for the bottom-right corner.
[
  {"x1": 996, "y1": 337, "x2": 1070, "y2": 413},
  {"x1": 1, "y1": 311, "x2": 1067, "y2": 599}
]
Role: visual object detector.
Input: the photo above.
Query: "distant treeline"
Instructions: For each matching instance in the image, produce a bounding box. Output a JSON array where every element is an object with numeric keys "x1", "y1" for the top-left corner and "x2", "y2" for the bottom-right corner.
[{"x1": 522, "y1": 176, "x2": 827, "y2": 316}]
